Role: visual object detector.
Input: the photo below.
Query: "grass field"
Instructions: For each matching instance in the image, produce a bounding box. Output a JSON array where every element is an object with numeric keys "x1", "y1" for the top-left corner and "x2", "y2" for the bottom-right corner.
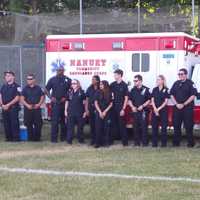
[{"x1": 0, "y1": 122, "x2": 200, "y2": 200}]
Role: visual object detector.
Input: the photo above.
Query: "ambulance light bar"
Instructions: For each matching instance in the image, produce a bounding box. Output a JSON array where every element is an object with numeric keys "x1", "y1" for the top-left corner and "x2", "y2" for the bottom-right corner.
[
  {"x1": 62, "y1": 43, "x2": 71, "y2": 50},
  {"x1": 74, "y1": 42, "x2": 85, "y2": 50},
  {"x1": 112, "y1": 42, "x2": 124, "y2": 50},
  {"x1": 164, "y1": 40, "x2": 176, "y2": 49}
]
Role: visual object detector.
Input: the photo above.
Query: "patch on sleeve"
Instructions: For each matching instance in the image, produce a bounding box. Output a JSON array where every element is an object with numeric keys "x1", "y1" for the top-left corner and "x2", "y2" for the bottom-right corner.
[{"x1": 17, "y1": 87, "x2": 22, "y2": 92}]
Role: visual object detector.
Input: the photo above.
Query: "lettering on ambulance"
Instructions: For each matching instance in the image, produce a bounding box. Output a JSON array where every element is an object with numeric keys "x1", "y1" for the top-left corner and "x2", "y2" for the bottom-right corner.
[
  {"x1": 69, "y1": 59, "x2": 107, "y2": 76},
  {"x1": 70, "y1": 59, "x2": 106, "y2": 67}
]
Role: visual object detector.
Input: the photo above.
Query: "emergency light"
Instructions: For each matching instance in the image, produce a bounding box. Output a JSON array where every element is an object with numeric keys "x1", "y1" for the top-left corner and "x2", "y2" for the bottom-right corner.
[
  {"x1": 164, "y1": 40, "x2": 176, "y2": 49},
  {"x1": 62, "y1": 43, "x2": 71, "y2": 50},
  {"x1": 112, "y1": 42, "x2": 124, "y2": 50},
  {"x1": 74, "y1": 42, "x2": 85, "y2": 50}
]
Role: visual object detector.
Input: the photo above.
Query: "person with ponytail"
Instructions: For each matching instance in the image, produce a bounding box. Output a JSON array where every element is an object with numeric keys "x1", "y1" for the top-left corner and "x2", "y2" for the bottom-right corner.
[{"x1": 151, "y1": 75, "x2": 169, "y2": 147}]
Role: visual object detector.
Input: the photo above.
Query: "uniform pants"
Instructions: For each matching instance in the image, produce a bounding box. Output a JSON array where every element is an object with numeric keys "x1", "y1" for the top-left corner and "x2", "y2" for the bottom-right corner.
[
  {"x1": 133, "y1": 111, "x2": 148, "y2": 146},
  {"x1": 151, "y1": 110, "x2": 168, "y2": 146},
  {"x1": 173, "y1": 106, "x2": 194, "y2": 146},
  {"x1": 95, "y1": 113, "x2": 112, "y2": 146},
  {"x1": 66, "y1": 115, "x2": 85, "y2": 143},
  {"x1": 2, "y1": 106, "x2": 20, "y2": 141},
  {"x1": 51, "y1": 102, "x2": 66, "y2": 142},
  {"x1": 24, "y1": 108, "x2": 43, "y2": 141},
  {"x1": 111, "y1": 109, "x2": 128, "y2": 145},
  {"x1": 89, "y1": 109, "x2": 96, "y2": 144}
]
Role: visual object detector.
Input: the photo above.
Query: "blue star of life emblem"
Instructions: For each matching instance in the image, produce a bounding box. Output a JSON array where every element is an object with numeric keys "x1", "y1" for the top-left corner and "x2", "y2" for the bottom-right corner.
[{"x1": 51, "y1": 58, "x2": 66, "y2": 72}]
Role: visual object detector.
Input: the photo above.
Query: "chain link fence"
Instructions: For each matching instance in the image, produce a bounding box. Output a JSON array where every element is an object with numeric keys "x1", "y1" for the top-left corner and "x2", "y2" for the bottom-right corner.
[{"x1": 0, "y1": 45, "x2": 45, "y2": 88}]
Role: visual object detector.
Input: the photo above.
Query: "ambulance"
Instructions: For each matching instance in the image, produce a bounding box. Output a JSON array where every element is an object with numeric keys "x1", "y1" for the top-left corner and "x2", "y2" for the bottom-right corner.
[{"x1": 45, "y1": 32, "x2": 200, "y2": 125}]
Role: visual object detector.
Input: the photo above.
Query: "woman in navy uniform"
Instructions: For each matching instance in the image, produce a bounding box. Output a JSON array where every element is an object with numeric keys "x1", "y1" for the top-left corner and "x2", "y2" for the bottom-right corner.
[
  {"x1": 21, "y1": 74, "x2": 45, "y2": 141},
  {"x1": 0, "y1": 71, "x2": 21, "y2": 142},
  {"x1": 151, "y1": 75, "x2": 169, "y2": 147},
  {"x1": 170, "y1": 68, "x2": 197, "y2": 147},
  {"x1": 65, "y1": 79, "x2": 87, "y2": 144},
  {"x1": 129, "y1": 75, "x2": 151, "y2": 146},
  {"x1": 94, "y1": 80, "x2": 113, "y2": 148},
  {"x1": 86, "y1": 75, "x2": 100, "y2": 145}
]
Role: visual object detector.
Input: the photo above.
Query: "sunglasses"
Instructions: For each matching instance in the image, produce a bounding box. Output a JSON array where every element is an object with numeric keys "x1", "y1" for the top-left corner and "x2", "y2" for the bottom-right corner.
[
  {"x1": 72, "y1": 82, "x2": 78, "y2": 85},
  {"x1": 134, "y1": 80, "x2": 139, "y2": 82},
  {"x1": 178, "y1": 73, "x2": 185, "y2": 76},
  {"x1": 27, "y1": 78, "x2": 34, "y2": 80}
]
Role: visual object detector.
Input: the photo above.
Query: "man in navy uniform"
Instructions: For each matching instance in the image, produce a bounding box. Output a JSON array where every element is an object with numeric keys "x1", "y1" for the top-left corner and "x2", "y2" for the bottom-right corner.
[
  {"x1": 110, "y1": 69, "x2": 129, "y2": 146},
  {"x1": 21, "y1": 74, "x2": 45, "y2": 141},
  {"x1": 128, "y1": 75, "x2": 151, "y2": 146},
  {"x1": 45, "y1": 66, "x2": 71, "y2": 143},
  {"x1": 170, "y1": 68, "x2": 197, "y2": 147},
  {"x1": 0, "y1": 71, "x2": 21, "y2": 142}
]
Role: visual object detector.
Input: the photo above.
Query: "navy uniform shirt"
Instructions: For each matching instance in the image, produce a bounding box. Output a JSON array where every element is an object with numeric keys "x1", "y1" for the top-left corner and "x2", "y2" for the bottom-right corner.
[
  {"x1": 151, "y1": 86, "x2": 170, "y2": 109},
  {"x1": 67, "y1": 89, "x2": 86, "y2": 116},
  {"x1": 129, "y1": 85, "x2": 151, "y2": 110},
  {"x1": 46, "y1": 75, "x2": 71, "y2": 101},
  {"x1": 94, "y1": 90, "x2": 113, "y2": 111},
  {"x1": 170, "y1": 79, "x2": 197, "y2": 107},
  {"x1": 22, "y1": 85, "x2": 44, "y2": 105},
  {"x1": 0, "y1": 82, "x2": 21, "y2": 107},
  {"x1": 86, "y1": 85, "x2": 98, "y2": 111},
  {"x1": 110, "y1": 81, "x2": 128, "y2": 111}
]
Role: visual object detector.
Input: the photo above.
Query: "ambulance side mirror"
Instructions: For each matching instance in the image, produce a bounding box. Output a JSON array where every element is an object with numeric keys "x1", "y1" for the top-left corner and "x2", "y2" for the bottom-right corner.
[{"x1": 191, "y1": 64, "x2": 200, "y2": 100}]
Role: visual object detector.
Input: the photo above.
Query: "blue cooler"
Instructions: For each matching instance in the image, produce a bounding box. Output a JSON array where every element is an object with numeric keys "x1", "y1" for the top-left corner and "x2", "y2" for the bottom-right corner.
[{"x1": 20, "y1": 125, "x2": 28, "y2": 141}]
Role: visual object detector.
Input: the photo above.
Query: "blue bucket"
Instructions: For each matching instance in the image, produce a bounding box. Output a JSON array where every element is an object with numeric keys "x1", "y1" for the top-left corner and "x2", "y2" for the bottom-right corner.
[{"x1": 20, "y1": 126, "x2": 28, "y2": 141}]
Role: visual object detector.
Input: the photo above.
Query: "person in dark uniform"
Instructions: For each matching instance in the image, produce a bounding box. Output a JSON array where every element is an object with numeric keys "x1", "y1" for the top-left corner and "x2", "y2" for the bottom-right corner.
[
  {"x1": 129, "y1": 75, "x2": 151, "y2": 146},
  {"x1": 170, "y1": 68, "x2": 197, "y2": 147},
  {"x1": 21, "y1": 74, "x2": 45, "y2": 141},
  {"x1": 65, "y1": 79, "x2": 87, "y2": 144},
  {"x1": 45, "y1": 66, "x2": 71, "y2": 143},
  {"x1": 86, "y1": 75, "x2": 100, "y2": 145},
  {"x1": 110, "y1": 69, "x2": 128, "y2": 146},
  {"x1": 151, "y1": 75, "x2": 169, "y2": 147},
  {"x1": 0, "y1": 71, "x2": 21, "y2": 142},
  {"x1": 94, "y1": 80, "x2": 113, "y2": 148}
]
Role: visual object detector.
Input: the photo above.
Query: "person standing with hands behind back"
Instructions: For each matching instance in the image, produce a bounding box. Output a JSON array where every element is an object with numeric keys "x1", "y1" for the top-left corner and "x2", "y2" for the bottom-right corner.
[
  {"x1": 151, "y1": 75, "x2": 169, "y2": 147},
  {"x1": 94, "y1": 80, "x2": 113, "y2": 148}
]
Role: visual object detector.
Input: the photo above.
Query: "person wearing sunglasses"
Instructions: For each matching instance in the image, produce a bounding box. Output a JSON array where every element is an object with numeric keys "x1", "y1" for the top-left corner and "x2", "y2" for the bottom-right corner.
[
  {"x1": 0, "y1": 71, "x2": 21, "y2": 142},
  {"x1": 94, "y1": 80, "x2": 113, "y2": 148},
  {"x1": 151, "y1": 75, "x2": 169, "y2": 147},
  {"x1": 170, "y1": 68, "x2": 197, "y2": 147},
  {"x1": 128, "y1": 75, "x2": 151, "y2": 146},
  {"x1": 21, "y1": 74, "x2": 45, "y2": 141},
  {"x1": 65, "y1": 79, "x2": 87, "y2": 144},
  {"x1": 45, "y1": 66, "x2": 71, "y2": 143}
]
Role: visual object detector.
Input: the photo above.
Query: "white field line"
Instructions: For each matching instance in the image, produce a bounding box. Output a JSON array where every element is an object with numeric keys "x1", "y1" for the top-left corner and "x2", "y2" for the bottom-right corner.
[{"x1": 0, "y1": 167, "x2": 200, "y2": 184}]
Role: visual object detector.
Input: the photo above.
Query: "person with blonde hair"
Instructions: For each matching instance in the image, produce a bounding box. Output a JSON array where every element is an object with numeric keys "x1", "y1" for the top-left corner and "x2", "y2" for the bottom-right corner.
[
  {"x1": 151, "y1": 75, "x2": 169, "y2": 147},
  {"x1": 65, "y1": 79, "x2": 87, "y2": 144}
]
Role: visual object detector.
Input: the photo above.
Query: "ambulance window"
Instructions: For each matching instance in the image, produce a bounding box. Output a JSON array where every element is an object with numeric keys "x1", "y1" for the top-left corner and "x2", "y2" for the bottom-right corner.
[
  {"x1": 132, "y1": 54, "x2": 140, "y2": 72},
  {"x1": 141, "y1": 54, "x2": 150, "y2": 72}
]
